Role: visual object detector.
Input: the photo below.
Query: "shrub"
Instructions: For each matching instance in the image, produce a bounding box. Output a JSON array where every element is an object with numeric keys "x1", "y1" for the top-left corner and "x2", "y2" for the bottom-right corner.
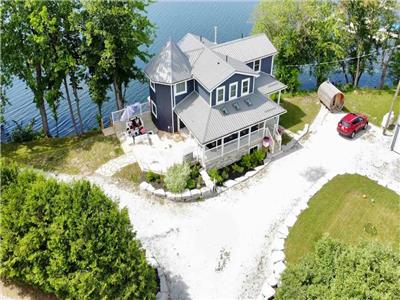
[
  {"x1": 0, "y1": 160, "x2": 158, "y2": 299},
  {"x1": 276, "y1": 236, "x2": 400, "y2": 299},
  {"x1": 186, "y1": 178, "x2": 196, "y2": 190},
  {"x1": 164, "y1": 162, "x2": 191, "y2": 193},
  {"x1": 208, "y1": 168, "x2": 224, "y2": 185},
  {"x1": 251, "y1": 149, "x2": 266, "y2": 166},
  {"x1": 10, "y1": 119, "x2": 43, "y2": 143},
  {"x1": 240, "y1": 153, "x2": 253, "y2": 170},
  {"x1": 231, "y1": 163, "x2": 244, "y2": 174},
  {"x1": 221, "y1": 167, "x2": 229, "y2": 180},
  {"x1": 145, "y1": 170, "x2": 161, "y2": 183}
]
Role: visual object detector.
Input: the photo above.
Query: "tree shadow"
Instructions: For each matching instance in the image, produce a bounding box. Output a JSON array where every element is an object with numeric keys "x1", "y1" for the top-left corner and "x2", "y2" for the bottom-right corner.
[{"x1": 165, "y1": 271, "x2": 191, "y2": 300}]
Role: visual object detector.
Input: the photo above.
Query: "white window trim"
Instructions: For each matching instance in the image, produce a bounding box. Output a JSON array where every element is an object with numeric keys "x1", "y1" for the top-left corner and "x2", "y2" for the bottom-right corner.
[
  {"x1": 151, "y1": 100, "x2": 157, "y2": 118},
  {"x1": 241, "y1": 78, "x2": 250, "y2": 96},
  {"x1": 216, "y1": 86, "x2": 225, "y2": 105},
  {"x1": 150, "y1": 80, "x2": 156, "y2": 92},
  {"x1": 228, "y1": 82, "x2": 238, "y2": 101},
  {"x1": 174, "y1": 81, "x2": 187, "y2": 96},
  {"x1": 254, "y1": 59, "x2": 261, "y2": 72}
]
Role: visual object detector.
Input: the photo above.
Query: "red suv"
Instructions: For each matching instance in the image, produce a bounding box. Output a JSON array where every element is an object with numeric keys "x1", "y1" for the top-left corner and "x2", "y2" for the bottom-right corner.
[{"x1": 337, "y1": 113, "x2": 369, "y2": 138}]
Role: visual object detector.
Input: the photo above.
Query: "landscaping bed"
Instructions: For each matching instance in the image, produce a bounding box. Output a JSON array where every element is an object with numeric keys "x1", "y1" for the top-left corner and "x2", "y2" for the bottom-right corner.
[
  {"x1": 2, "y1": 131, "x2": 123, "y2": 175},
  {"x1": 208, "y1": 149, "x2": 266, "y2": 185},
  {"x1": 284, "y1": 174, "x2": 400, "y2": 265}
]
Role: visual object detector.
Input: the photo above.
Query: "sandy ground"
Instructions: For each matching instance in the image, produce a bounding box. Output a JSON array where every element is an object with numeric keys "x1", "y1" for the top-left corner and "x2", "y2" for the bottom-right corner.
[{"x1": 4, "y1": 107, "x2": 399, "y2": 300}]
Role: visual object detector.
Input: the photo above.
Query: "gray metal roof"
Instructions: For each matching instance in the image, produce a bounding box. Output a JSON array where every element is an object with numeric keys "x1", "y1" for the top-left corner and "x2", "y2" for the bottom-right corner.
[
  {"x1": 177, "y1": 33, "x2": 214, "y2": 52},
  {"x1": 175, "y1": 91, "x2": 286, "y2": 144},
  {"x1": 144, "y1": 40, "x2": 192, "y2": 84},
  {"x1": 256, "y1": 73, "x2": 287, "y2": 95},
  {"x1": 192, "y1": 48, "x2": 258, "y2": 91},
  {"x1": 212, "y1": 33, "x2": 277, "y2": 62}
]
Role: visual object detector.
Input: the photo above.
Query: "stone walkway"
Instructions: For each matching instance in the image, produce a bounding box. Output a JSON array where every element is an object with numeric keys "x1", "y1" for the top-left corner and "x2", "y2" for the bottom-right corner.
[
  {"x1": 94, "y1": 153, "x2": 137, "y2": 177},
  {"x1": 50, "y1": 107, "x2": 399, "y2": 300}
]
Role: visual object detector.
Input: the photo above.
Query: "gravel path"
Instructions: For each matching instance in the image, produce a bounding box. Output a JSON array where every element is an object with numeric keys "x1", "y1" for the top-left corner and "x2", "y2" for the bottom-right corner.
[
  {"x1": 94, "y1": 153, "x2": 137, "y2": 177},
  {"x1": 54, "y1": 107, "x2": 399, "y2": 300}
]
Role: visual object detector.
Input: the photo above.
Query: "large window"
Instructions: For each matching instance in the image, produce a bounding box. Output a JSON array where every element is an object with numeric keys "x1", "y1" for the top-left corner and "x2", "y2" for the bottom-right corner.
[
  {"x1": 229, "y1": 82, "x2": 238, "y2": 100},
  {"x1": 175, "y1": 81, "x2": 187, "y2": 96},
  {"x1": 151, "y1": 100, "x2": 157, "y2": 118},
  {"x1": 254, "y1": 59, "x2": 261, "y2": 72},
  {"x1": 216, "y1": 86, "x2": 225, "y2": 105},
  {"x1": 223, "y1": 132, "x2": 238, "y2": 144},
  {"x1": 240, "y1": 128, "x2": 249, "y2": 137},
  {"x1": 241, "y1": 78, "x2": 250, "y2": 96}
]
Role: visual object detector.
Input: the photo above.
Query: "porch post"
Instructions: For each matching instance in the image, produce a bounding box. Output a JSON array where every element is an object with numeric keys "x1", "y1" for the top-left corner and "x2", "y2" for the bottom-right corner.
[
  {"x1": 277, "y1": 90, "x2": 282, "y2": 124},
  {"x1": 237, "y1": 130, "x2": 240, "y2": 150},
  {"x1": 221, "y1": 139, "x2": 224, "y2": 156},
  {"x1": 248, "y1": 126, "x2": 251, "y2": 146}
]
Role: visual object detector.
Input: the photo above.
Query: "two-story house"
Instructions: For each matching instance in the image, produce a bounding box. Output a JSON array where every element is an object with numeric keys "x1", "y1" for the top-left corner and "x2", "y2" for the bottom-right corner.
[{"x1": 144, "y1": 33, "x2": 287, "y2": 169}]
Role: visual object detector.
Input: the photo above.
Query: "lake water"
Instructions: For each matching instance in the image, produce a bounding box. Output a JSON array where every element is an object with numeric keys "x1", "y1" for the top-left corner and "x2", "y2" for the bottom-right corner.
[{"x1": 2, "y1": 1, "x2": 392, "y2": 139}]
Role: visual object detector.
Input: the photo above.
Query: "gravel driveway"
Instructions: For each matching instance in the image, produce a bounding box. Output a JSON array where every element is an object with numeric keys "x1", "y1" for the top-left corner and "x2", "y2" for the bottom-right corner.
[{"x1": 57, "y1": 107, "x2": 400, "y2": 300}]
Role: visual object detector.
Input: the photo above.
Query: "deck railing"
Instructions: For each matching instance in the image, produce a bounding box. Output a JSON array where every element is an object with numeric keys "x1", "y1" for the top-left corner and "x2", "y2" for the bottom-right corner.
[
  {"x1": 111, "y1": 102, "x2": 149, "y2": 124},
  {"x1": 203, "y1": 127, "x2": 265, "y2": 163}
]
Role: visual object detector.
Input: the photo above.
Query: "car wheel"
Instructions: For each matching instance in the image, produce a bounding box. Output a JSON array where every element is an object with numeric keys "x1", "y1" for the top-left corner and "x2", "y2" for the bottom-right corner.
[
  {"x1": 364, "y1": 122, "x2": 368, "y2": 130},
  {"x1": 351, "y1": 131, "x2": 356, "y2": 138}
]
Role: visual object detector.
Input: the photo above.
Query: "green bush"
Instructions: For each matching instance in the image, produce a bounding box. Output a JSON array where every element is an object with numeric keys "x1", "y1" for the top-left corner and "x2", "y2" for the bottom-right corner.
[
  {"x1": 186, "y1": 178, "x2": 196, "y2": 190},
  {"x1": 145, "y1": 170, "x2": 161, "y2": 183},
  {"x1": 276, "y1": 236, "x2": 400, "y2": 299},
  {"x1": 10, "y1": 119, "x2": 44, "y2": 143},
  {"x1": 164, "y1": 162, "x2": 191, "y2": 193},
  {"x1": 251, "y1": 149, "x2": 266, "y2": 166},
  {"x1": 240, "y1": 153, "x2": 253, "y2": 170},
  {"x1": 208, "y1": 168, "x2": 224, "y2": 185},
  {"x1": 0, "y1": 160, "x2": 158, "y2": 299},
  {"x1": 231, "y1": 163, "x2": 244, "y2": 174}
]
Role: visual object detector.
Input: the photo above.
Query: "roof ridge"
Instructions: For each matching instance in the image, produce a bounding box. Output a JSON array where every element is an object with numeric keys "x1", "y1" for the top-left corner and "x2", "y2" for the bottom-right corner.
[{"x1": 211, "y1": 33, "x2": 267, "y2": 49}]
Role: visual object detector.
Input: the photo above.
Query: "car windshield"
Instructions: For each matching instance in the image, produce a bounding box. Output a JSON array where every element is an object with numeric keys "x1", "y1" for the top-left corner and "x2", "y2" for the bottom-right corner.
[{"x1": 341, "y1": 121, "x2": 350, "y2": 128}]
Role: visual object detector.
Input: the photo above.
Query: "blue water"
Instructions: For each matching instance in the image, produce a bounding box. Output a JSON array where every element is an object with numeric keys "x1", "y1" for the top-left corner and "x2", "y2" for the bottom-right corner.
[{"x1": 2, "y1": 1, "x2": 392, "y2": 140}]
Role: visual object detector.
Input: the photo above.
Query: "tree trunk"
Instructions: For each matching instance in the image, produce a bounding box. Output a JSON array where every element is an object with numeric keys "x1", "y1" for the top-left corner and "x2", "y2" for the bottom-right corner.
[
  {"x1": 97, "y1": 104, "x2": 103, "y2": 129},
  {"x1": 35, "y1": 64, "x2": 51, "y2": 137},
  {"x1": 71, "y1": 80, "x2": 84, "y2": 134},
  {"x1": 63, "y1": 77, "x2": 79, "y2": 135},
  {"x1": 341, "y1": 62, "x2": 350, "y2": 84},
  {"x1": 353, "y1": 53, "x2": 361, "y2": 89},
  {"x1": 379, "y1": 49, "x2": 393, "y2": 89},
  {"x1": 113, "y1": 75, "x2": 124, "y2": 110}
]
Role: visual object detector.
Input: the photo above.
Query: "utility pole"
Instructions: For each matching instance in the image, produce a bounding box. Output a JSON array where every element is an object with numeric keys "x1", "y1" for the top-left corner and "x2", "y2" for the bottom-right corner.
[{"x1": 383, "y1": 80, "x2": 400, "y2": 135}]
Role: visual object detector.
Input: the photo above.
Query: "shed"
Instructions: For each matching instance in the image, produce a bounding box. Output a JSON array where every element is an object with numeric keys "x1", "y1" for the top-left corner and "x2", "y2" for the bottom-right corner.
[{"x1": 318, "y1": 81, "x2": 344, "y2": 112}]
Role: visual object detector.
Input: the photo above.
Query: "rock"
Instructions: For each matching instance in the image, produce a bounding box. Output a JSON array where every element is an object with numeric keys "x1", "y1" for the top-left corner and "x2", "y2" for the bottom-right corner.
[
  {"x1": 284, "y1": 213, "x2": 297, "y2": 227},
  {"x1": 156, "y1": 292, "x2": 169, "y2": 300},
  {"x1": 154, "y1": 189, "x2": 166, "y2": 198},
  {"x1": 245, "y1": 170, "x2": 257, "y2": 178},
  {"x1": 271, "y1": 250, "x2": 285, "y2": 263},
  {"x1": 273, "y1": 261, "x2": 286, "y2": 277},
  {"x1": 190, "y1": 189, "x2": 201, "y2": 199},
  {"x1": 271, "y1": 238, "x2": 285, "y2": 251},
  {"x1": 139, "y1": 181, "x2": 149, "y2": 191},
  {"x1": 165, "y1": 191, "x2": 174, "y2": 199},
  {"x1": 266, "y1": 275, "x2": 278, "y2": 287},
  {"x1": 234, "y1": 176, "x2": 246, "y2": 183},
  {"x1": 145, "y1": 184, "x2": 155, "y2": 193},
  {"x1": 277, "y1": 225, "x2": 289, "y2": 236},
  {"x1": 181, "y1": 189, "x2": 191, "y2": 201},
  {"x1": 261, "y1": 282, "x2": 275, "y2": 299},
  {"x1": 255, "y1": 165, "x2": 264, "y2": 171},
  {"x1": 223, "y1": 179, "x2": 236, "y2": 188},
  {"x1": 200, "y1": 187, "x2": 212, "y2": 198}
]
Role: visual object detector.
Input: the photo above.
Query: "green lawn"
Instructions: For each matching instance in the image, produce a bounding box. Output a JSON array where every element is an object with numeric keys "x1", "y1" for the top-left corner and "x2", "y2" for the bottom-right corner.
[
  {"x1": 1, "y1": 131, "x2": 123, "y2": 175},
  {"x1": 112, "y1": 162, "x2": 144, "y2": 187},
  {"x1": 278, "y1": 92, "x2": 321, "y2": 133},
  {"x1": 344, "y1": 88, "x2": 399, "y2": 126},
  {"x1": 285, "y1": 174, "x2": 400, "y2": 265}
]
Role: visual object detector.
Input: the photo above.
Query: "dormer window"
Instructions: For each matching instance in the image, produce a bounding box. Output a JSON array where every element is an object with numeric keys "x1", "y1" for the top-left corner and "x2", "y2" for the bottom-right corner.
[
  {"x1": 150, "y1": 80, "x2": 155, "y2": 92},
  {"x1": 216, "y1": 86, "x2": 225, "y2": 105},
  {"x1": 254, "y1": 59, "x2": 261, "y2": 72},
  {"x1": 229, "y1": 82, "x2": 238, "y2": 100},
  {"x1": 241, "y1": 78, "x2": 250, "y2": 96},
  {"x1": 175, "y1": 81, "x2": 187, "y2": 96}
]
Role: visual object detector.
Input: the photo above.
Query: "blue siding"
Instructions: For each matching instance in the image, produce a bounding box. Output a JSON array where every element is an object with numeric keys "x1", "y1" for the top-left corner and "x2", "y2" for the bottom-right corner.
[
  {"x1": 174, "y1": 79, "x2": 194, "y2": 106},
  {"x1": 151, "y1": 83, "x2": 174, "y2": 132},
  {"x1": 195, "y1": 81, "x2": 210, "y2": 104},
  {"x1": 261, "y1": 56, "x2": 273, "y2": 74},
  {"x1": 211, "y1": 73, "x2": 254, "y2": 106}
]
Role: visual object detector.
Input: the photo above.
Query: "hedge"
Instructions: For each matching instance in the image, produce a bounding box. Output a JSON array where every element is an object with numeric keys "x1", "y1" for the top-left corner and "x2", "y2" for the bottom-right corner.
[{"x1": 0, "y1": 159, "x2": 158, "y2": 299}]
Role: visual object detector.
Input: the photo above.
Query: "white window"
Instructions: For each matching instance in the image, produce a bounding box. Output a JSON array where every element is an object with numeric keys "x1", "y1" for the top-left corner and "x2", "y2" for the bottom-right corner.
[
  {"x1": 175, "y1": 81, "x2": 187, "y2": 96},
  {"x1": 254, "y1": 59, "x2": 261, "y2": 72},
  {"x1": 150, "y1": 80, "x2": 155, "y2": 92},
  {"x1": 229, "y1": 82, "x2": 238, "y2": 100},
  {"x1": 241, "y1": 78, "x2": 250, "y2": 96},
  {"x1": 216, "y1": 86, "x2": 225, "y2": 105},
  {"x1": 151, "y1": 100, "x2": 157, "y2": 118}
]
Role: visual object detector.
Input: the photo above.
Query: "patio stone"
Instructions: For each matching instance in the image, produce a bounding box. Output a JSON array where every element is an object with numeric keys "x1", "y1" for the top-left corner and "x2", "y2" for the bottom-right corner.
[
  {"x1": 271, "y1": 250, "x2": 285, "y2": 263},
  {"x1": 190, "y1": 189, "x2": 201, "y2": 199},
  {"x1": 139, "y1": 181, "x2": 149, "y2": 191},
  {"x1": 261, "y1": 283, "x2": 275, "y2": 299},
  {"x1": 284, "y1": 213, "x2": 297, "y2": 228},
  {"x1": 223, "y1": 180, "x2": 236, "y2": 188},
  {"x1": 154, "y1": 189, "x2": 166, "y2": 198},
  {"x1": 273, "y1": 261, "x2": 286, "y2": 277},
  {"x1": 271, "y1": 238, "x2": 285, "y2": 251}
]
